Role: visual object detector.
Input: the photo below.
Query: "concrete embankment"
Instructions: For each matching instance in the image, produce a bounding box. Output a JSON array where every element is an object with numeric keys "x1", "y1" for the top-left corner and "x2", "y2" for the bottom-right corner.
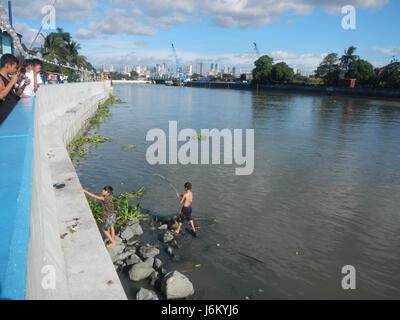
[
  {"x1": 185, "y1": 81, "x2": 400, "y2": 99},
  {"x1": 26, "y1": 81, "x2": 127, "y2": 299}
]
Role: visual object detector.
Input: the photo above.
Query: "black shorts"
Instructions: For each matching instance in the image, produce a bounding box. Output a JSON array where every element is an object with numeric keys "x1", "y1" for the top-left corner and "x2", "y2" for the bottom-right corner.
[{"x1": 178, "y1": 206, "x2": 192, "y2": 222}]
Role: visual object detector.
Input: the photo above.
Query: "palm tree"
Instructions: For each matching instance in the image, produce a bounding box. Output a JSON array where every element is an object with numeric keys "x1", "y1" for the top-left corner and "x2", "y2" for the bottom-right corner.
[
  {"x1": 340, "y1": 46, "x2": 358, "y2": 78},
  {"x1": 44, "y1": 33, "x2": 67, "y2": 60},
  {"x1": 56, "y1": 27, "x2": 71, "y2": 45}
]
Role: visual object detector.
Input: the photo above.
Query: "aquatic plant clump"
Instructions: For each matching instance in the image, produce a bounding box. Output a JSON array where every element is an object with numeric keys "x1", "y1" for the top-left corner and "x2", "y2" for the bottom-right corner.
[
  {"x1": 89, "y1": 95, "x2": 121, "y2": 125},
  {"x1": 88, "y1": 187, "x2": 148, "y2": 228},
  {"x1": 69, "y1": 133, "x2": 112, "y2": 159},
  {"x1": 69, "y1": 95, "x2": 122, "y2": 159}
]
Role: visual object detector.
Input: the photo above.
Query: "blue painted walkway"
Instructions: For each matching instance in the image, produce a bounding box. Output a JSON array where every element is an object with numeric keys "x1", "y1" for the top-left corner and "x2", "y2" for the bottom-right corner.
[{"x1": 0, "y1": 98, "x2": 35, "y2": 300}]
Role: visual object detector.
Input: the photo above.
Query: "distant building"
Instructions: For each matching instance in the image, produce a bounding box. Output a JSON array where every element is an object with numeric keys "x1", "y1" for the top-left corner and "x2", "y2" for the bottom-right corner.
[
  {"x1": 196, "y1": 62, "x2": 205, "y2": 76},
  {"x1": 296, "y1": 69, "x2": 307, "y2": 77},
  {"x1": 184, "y1": 65, "x2": 193, "y2": 76}
]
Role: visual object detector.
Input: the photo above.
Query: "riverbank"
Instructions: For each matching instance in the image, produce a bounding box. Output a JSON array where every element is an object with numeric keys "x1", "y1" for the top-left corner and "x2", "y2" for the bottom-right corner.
[{"x1": 185, "y1": 81, "x2": 400, "y2": 100}]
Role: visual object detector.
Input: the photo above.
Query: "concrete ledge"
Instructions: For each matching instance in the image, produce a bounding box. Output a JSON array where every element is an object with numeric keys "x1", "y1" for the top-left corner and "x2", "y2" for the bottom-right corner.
[{"x1": 26, "y1": 81, "x2": 127, "y2": 300}]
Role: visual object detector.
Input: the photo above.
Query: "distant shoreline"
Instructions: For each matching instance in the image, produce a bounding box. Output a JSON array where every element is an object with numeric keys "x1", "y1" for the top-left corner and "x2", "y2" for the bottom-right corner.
[
  {"x1": 183, "y1": 81, "x2": 400, "y2": 100},
  {"x1": 112, "y1": 80, "x2": 151, "y2": 84}
]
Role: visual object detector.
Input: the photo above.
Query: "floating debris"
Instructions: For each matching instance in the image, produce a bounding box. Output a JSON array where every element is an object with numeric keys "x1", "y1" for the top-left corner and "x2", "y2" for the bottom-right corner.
[{"x1": 191, "y1": 134, "x2": 208, "y2": 141}]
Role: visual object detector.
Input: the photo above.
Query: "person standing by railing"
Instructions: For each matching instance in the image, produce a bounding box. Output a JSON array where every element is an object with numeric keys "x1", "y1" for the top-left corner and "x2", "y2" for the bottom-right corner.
[
  {"x1": 0, "y1": 54, "x2": 30, "y2": 124},
  {"x1": 21, "y1": 59, "x2": 43, "y2": 98}
]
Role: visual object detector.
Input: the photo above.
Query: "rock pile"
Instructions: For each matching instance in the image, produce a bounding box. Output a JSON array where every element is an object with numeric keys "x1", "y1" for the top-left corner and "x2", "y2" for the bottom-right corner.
[{"x1": 106, "y1": 217, "x2": 195, "y2": 300}]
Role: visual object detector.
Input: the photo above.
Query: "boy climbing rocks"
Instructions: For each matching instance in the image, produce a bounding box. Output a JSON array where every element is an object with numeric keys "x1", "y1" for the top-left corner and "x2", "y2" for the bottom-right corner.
[{"x1": 81, "y1": 186, "x2": 116, "y2": 247}]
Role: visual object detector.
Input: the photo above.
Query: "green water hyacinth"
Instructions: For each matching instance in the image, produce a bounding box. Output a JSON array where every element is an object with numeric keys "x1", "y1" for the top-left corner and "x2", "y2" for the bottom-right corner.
[
  {"x1": 69, "y1": 133, "x2": 112, "y2": 159},
  {"x1": 124, "y1": 144, "x2": 136, "y2": 150},
  {"x1": 87, "y1": 187, "x2": 148, "y2": 228},
  {"x1": 191, "y1": 134, "x2": 208, "y2": 141}
]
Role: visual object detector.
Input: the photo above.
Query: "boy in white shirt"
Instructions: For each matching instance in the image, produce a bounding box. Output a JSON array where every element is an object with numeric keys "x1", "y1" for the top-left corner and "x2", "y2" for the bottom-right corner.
[{"x1": 22, "y1": 59, "x2": 43, "y2": 98}]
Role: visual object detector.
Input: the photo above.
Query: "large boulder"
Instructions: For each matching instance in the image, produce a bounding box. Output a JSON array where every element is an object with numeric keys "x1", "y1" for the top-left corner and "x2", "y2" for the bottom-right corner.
[
  {"x1": 128, "y1": 262, "x2": 155, "y2": 281},
  {"x1": 126, "y1": 253, "x2": 142, "y2": 266},
  {"x1": 120, "y1": 220, "x2": 143, "y2": 240},
  {"x1": 169, "y1": 220, "x2": 179, "y2": 230},
  {"x1": 107, "y1": 244, "x2": 125, "y2": 263},
  {"x1": 161, "y1": 271, "x2": 194, "y2": 300},
  {"x1": 114, "y1": 250, "x2": 134, "y2": 263},
  {"x1": 143, "y1": 257, "x2": 154, "y2": 267},
  {"x1": 136, "y1": 288, "x2": 159, "y2": 300},
  {"x1": 163, "y1": 230, "x2": 175, "y2": 243},
  {"x1": 139, "y1": 245, "x2": 160, "y2": 259}
]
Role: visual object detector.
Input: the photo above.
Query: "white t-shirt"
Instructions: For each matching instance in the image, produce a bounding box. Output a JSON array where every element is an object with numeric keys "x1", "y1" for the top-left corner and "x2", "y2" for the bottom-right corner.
[{"x1": 22, "y1": 71, "x2": 43, "y2": 97}]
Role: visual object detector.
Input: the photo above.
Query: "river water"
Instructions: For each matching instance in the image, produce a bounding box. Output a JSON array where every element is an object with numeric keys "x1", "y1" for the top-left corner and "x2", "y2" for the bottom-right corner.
[{"x1": 76, "y1": 84, "x2": 400, "y2": 299}]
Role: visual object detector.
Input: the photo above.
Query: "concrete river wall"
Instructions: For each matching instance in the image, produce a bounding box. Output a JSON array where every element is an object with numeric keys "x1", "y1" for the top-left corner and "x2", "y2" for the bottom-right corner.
[{"x1": 26, "y1": 81, "x2": 126, "y2": 299}]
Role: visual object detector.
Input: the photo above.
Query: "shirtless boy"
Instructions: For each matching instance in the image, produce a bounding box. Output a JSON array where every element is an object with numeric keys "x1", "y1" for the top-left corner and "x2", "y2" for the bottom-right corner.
[{"x1": 174, "y1": 182, "x2": 196, "y2": 235}]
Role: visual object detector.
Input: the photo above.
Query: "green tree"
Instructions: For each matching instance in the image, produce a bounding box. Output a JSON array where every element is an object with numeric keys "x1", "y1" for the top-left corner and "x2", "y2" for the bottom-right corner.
[
  {"x1": 340, "y1": 46, "x2": 358, "y2": 78},
  {"x1": 270, "y1": 62, "x2": 294, "y2": 84},
  {"x1": 252, "y1": 55, "x2": 274, "y2": 84},
  {"x1": 44, "y1": 33, "x2": 67, "y2": 60},
  {"x1": 43, "y1": 29, "x2": 94, "y2": 77},
  {"x1": 130, "y1": 71, "x2": 139, "y2": 80},
  {"x1": 378, "y1": 63, "x2": 400, "y2": 88},
  {"x1": 315, "y1": 53, "x2": 341, "y2": 86},
  {"x1": 351, "y1": 59, "x2": 376, "y2": 86}
]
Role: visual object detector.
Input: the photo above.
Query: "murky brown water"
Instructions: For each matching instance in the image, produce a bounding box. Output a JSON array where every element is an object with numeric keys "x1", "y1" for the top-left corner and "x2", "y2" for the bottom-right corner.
[{"x1": 76, "y1": 84, "x2": 400, "y2": 299}]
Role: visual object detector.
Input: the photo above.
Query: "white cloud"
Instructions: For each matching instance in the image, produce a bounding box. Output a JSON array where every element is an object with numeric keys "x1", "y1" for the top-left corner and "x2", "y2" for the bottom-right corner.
[
  {"x1": 14, "y1": 22, "x2": 44, "y2": 48},
  {"x1": 74, "y1": 8, "x2": 157, "y2": 39},
  {"x1": 106, "y1": 0, "x2": 389, "y2": 29},
  {"x1": 57, "y1": 0, "x2": 390, "y2": 40},
  {"x1": 1, "y1": 0, "x2": 100, "y2": 22}
]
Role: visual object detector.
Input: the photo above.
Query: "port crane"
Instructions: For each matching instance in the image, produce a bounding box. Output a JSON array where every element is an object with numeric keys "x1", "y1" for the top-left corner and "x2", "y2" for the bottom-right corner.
[
  {"x1": 253, "y1": 42, "x2": 260, "y2": 60},
  {"x1": 171, "y1": 43, "x2": 187, "y2": 82}
]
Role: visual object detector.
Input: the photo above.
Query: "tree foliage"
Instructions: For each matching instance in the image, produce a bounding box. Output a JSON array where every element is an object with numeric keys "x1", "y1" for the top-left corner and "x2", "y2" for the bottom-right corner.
[
  {"x1": 270, "y1": 62, "x2": 294, "y2": 83},
  {"x1": 43, "y1": 28, "x2": 94, "y2": 76},
  {"x1": 315, "y1": 53, "x2": 341, "y2": 86},
  {"x1": 253, "y1": 55, "x2": 274, "y2": 84},
  {"x1": 377, "y1": 63, "x2": 400, "y2": 88},
  {"x1": 314, "y1": 46, "x2": 385, "y2": 87}
]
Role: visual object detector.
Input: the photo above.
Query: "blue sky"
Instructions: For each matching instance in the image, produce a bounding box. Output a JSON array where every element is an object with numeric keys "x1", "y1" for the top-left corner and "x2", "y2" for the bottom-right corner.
[{"x1": 5, "y1": 0, "x2": 400, "y2": 73}]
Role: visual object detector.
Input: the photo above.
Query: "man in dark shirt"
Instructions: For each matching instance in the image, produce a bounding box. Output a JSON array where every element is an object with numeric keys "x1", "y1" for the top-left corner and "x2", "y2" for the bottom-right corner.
[
  {"x1": 0, "y1": 54, "x2": 30, "y2": 125},
  {"x1": 81, "y1": 186, "x2": 116, "y2": 247}
]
